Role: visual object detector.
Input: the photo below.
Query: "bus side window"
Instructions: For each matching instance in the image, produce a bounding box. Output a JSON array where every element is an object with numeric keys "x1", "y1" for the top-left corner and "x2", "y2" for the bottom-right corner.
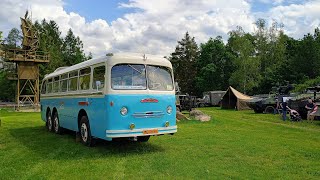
[
  {"x1": 79, "y1": 67, "x2": 91, "y2": 90},
  {"x1": 68, "y1": 71, "x2": 78, "y2": 91},
  {"x1": 93, "y1": 65, "x2": 105, "y2": 91},
  {"x1": 61, "y1": 74, "x2": 68, "y2": 92},
  {"x1": 53, "y1": 76, "x2": 60, "y2": 93},
  {"x1": 41, "y1": 80, "x2": 47, "y2": 94},
  {"x1": 47, "y1": 78, "x2": 53, "y2": 94}
]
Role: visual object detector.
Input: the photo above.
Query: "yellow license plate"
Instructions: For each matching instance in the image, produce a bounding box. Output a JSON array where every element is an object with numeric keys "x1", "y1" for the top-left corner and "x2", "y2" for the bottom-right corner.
[{"x1": 143, "y1": 129, "x2": 158, "y2": 134}]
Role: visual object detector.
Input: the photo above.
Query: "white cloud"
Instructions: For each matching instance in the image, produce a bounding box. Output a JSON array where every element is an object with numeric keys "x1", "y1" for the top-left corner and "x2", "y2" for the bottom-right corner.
[
  {"x1": 0, "y1": 0, "x2": 257, "y2": 57},
  {"x1": 1, "y1": 0, "x2": 319, "y2": 58},
  {"x1": 268, "y1": 0, "x2": 320, "y2": 38}
]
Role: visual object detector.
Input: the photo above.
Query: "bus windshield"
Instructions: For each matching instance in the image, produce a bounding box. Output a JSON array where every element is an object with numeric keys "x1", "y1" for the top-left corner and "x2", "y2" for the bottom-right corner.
[
  {"x1": 111, "y1": 64, "x2": 147, "y2": 90},
  {"x1": 147, "y1": 65, "x2": 173, "y2": 91},
  {"x1": 111, "y1": 64, "x2": 173, "y2": 91}
]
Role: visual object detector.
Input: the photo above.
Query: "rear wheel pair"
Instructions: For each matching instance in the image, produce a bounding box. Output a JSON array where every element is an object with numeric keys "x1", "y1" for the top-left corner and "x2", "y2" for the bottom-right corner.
[
  {"x1": 46, "y1": 111, "x2": 93, "y2": 146},
  {"x1": 46, "y1": 110, "x2": 62, "y2": 134},
  {"x1": 47, "y1": 113, "x2": 149, "y2": 146}
]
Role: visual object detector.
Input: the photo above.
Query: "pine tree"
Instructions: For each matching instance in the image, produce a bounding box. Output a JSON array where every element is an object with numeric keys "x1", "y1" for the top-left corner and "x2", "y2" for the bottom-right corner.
[
  {"x1": 169, "y1": 32, "x2": 199, "y2": 95},
  {"x1": 5, "y1": 28, "x2": 22, "y2": 48},
  {"x1": 62, "y1": 29, "x2": 86, "y2": 66}
]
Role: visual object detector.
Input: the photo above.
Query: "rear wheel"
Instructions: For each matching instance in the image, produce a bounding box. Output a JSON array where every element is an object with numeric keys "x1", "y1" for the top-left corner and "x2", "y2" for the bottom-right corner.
[
  {"x1": 79, "y1": 116, "x2": 94, "y2": 146},
  {"x1": 46, "y1": 110, "x2": 53, "y2": 132},
  {"x1": 137, "y1": 136, "x2": 150, "y2": 142},
  {"x1": 53, "y1": 111, "x2": 62, "y2": 134}
]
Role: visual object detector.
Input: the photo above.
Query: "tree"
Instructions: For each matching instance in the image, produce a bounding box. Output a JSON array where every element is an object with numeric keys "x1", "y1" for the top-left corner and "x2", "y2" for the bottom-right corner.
[
  {"x1": 228, "y1": 27, "x2": 260, "y2": 94},
  {"x1": 254, "y1": 20, "x2": 288, "y2": 93},
  {"x1": 87, "y1": 52, "x2": 93, "y2": 60},
  {"x1": 196, "y1": 36, "x2": 235, "y2": 93},
  {"x1": 62, "y1": 29, "x2": 86, "y2": 66},
  {"x1": 5, "y1": 28, "x2": 22, "y2": 48},
  {"x1": 35, "y1": 19, "x2": 64, "y2": 78},
  {"x1": 0, "y1": 71, "x2": 16, "y2": 101},
  {"x1": 169, "y1": 32, "x2": 199, "y2": 95}
]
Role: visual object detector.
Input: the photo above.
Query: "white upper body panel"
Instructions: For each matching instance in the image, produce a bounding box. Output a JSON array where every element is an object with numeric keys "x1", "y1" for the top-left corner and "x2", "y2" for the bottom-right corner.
[
  {"x1": 43, "y1": 53, "x2": 172, "y2": 81},
  {"x1": 41, "y1": 53, "x2": 175, "y2": 96}
]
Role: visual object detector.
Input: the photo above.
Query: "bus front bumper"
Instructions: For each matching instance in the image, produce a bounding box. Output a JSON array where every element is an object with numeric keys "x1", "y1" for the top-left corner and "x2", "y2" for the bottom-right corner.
[{"x1": 105, "y1": 126, "x2": 177, "y2": 138}]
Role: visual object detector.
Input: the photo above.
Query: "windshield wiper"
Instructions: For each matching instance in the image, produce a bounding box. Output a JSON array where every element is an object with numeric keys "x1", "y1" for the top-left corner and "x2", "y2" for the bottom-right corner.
[{"x1": 128, "y1": 64, "x2": 143, "y2": 74}]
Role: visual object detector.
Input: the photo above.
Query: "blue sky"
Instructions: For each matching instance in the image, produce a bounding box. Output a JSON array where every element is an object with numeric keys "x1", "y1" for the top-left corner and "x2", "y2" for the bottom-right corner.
[
  {"x1": 65, "y1": 0, "x2": 274, "y2": 22},
  {"x1": 63, "y1": 0, "x2": 298, "y2": 23},
  {"x1": 64, "y1": 0, "x2": 132, "y2": 22}
]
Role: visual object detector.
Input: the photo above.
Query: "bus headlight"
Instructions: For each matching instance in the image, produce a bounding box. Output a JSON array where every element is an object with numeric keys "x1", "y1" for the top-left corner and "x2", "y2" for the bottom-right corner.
[
  {"x1": 120, "y1": 107, "x2": 128, "y2": 116},
  {"x1": 167, "y1": 106, "x2": 172, "y2": 114}
]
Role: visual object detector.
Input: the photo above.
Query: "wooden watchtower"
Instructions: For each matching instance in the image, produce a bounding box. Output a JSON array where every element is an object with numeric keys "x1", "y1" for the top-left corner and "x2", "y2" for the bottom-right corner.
[{"x1": 3, "y1": 12, "x2": 49, "y2": 109}]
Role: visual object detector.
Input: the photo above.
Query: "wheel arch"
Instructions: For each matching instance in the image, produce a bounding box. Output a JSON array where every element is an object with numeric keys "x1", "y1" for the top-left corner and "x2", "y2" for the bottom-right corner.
[{"x1": 78, "y1": 109, "x2": 88, "y2": 129}]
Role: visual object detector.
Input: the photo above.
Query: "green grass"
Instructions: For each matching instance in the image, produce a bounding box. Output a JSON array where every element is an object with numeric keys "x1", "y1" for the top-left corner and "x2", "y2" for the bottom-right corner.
[{"x1": 0, "y1": 108, "x2": 320, "y2": 179}]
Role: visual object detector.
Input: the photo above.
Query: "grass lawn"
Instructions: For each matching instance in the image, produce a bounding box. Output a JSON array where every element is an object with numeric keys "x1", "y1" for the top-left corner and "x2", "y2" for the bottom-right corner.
[{"x1": 0, "y1": 107, "x2": 320, "y2": 179}]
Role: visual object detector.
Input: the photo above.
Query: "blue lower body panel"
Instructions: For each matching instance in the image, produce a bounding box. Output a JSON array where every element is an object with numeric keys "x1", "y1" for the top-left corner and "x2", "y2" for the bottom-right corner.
[{"x1": 41, "y1": 94, "x2": 177, "y2": 141}]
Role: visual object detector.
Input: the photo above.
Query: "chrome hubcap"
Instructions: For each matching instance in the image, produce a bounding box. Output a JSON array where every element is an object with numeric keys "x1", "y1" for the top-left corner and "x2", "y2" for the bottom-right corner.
[
  {"x1": 54, "y1": 116, "x2": 59, "y2": 132},
  {"x1": 81, "y1": 123, "x2": 88, "y2": 142}
]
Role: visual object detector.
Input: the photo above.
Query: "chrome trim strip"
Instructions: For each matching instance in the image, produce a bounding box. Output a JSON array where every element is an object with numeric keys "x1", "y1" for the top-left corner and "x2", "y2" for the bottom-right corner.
[
  {"x1": 106, "y1": 130, "x2": 177, "y2": 138},
  {"x1": 106, "y1": 125, "x2": 177, "y2": 134},
  {"x1": 132, "y1": 111, "x2": 165, "y2": 118}
]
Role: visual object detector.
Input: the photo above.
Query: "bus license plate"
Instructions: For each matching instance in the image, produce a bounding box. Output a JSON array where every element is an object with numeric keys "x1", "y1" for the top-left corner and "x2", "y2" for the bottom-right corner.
[{"x1": 143, "y1": 129, "x2": 158, "y2": 134}]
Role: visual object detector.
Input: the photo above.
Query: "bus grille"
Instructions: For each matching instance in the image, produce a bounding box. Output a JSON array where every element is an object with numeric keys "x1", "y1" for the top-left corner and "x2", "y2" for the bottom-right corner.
[{"x1": 132, "y1": 111, "x2": 165, "y2": 118}]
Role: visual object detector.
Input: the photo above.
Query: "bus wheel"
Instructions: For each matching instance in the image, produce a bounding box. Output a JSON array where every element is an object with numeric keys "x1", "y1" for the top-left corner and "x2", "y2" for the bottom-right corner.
[
  {"x1": 46, "y1": 110, "x2": 53, "y2": 132},
  {"x1": 79, "y1": 116, "x2": 94, "y2": 146},
  {"x1": 53, "y1": 112, "x2": 62, "y2": 134},
  {"x1": 137, "y1": 136, "x2": 150, "y2": 142}
]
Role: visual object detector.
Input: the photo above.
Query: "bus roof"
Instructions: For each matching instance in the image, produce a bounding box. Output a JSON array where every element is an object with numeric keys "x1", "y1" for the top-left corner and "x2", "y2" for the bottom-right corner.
[{"x1": 43, "y1": 53, "x2": 172, "y2": 80}]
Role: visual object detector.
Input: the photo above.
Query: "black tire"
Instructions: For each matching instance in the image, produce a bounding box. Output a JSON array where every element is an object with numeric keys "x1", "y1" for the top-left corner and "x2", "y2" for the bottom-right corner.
[
  {"x1": 79, "y1": 116, "x2": 94, "y2": 146},
  {"x1": 264, "y1": 106, "x2": 275, "y2": 114},
  {"x1": 137, "y1": 136, "x2": 150, "y2": 142},
  {"x1": 53, "y1": 111, "x2": 62, "y2": 134},
  {"x1": 46, "y1": 110, "x2": 53, "y2": 132}
]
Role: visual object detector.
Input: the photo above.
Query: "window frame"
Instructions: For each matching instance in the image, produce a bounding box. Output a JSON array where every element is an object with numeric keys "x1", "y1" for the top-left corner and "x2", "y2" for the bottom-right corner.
[
  {"x1": 92, "y1": 64, "x2": 106, "y2": 91},
  {"x1": 79, "y1": 67, "x2": 92, "y2": 91},
  {"x1": 47, "y1": 78, "x2": 53, "y2": 94},
  {"x1": 60, "y1": 73, "x2": 69, "y2": 92},
  {"x1": 146, "y1": 65, "x2": 174, "y2": 91},
  {"x1": 52, "y1": 76, "x2": 60, "y2": 93},
  {"x1": 68, "y1": 70, "x2": 79, "y2": 92}
]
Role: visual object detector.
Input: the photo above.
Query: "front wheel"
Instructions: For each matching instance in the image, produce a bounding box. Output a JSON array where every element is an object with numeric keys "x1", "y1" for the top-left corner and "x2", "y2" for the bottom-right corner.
[
  {"x1": 137, "y1": 136, "x2": 150, "y2": 142},
  {"x1": 79, "y1": 116, "x2": 94, "y2": 146}
]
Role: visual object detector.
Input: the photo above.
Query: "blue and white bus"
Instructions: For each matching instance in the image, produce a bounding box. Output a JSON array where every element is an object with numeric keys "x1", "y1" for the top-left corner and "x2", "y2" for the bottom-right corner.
[{"x1": 40, "y1": 53, "x2": 177, "y2": 146}]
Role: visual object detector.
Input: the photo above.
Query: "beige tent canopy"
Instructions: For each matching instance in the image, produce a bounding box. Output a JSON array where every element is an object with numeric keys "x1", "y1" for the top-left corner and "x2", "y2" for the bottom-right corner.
[{"x1": 221, "y1": 86, "x2": 252, "y2": 110}]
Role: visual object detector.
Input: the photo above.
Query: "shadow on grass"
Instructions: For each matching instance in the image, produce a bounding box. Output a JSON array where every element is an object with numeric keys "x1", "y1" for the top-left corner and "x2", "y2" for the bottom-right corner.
[{"x1": 9, "y1": 126, "x2": 165, "y2": 159}]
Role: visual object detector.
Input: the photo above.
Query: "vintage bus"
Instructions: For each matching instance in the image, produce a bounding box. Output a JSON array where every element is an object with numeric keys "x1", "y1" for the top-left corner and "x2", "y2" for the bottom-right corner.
[{"x1": 40, "y1": 53, "x2": 177, "y2": 146}]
